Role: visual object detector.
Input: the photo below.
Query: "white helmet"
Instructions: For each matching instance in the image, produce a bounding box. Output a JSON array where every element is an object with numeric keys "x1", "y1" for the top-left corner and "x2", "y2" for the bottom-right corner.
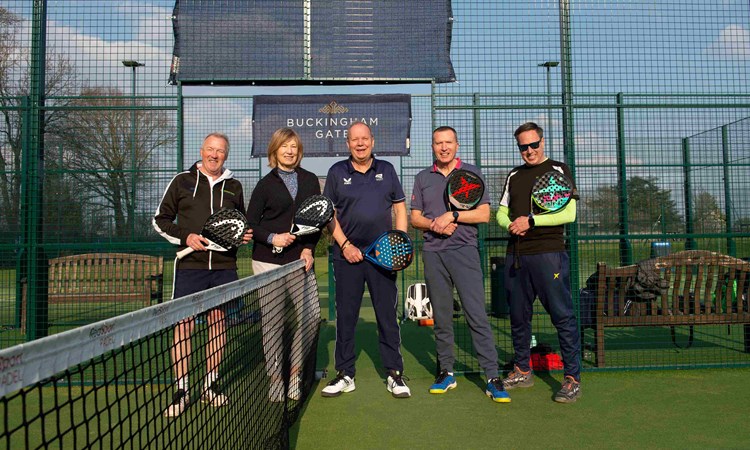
[{"x1": 406, "y1": 283, "x2": 433, "y2": 320}]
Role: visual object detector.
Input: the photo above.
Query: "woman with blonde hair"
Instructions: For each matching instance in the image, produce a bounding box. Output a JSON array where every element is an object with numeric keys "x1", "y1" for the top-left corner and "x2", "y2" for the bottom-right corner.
[{"x1": 246, "y1": 127, "x2": 322, "y2": 402}]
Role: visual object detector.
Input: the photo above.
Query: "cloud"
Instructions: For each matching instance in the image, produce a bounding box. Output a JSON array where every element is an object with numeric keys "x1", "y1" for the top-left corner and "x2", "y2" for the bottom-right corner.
[
  {"x1": 9, "y1": 3, "x2": 176, "y2": 95},
  {"x1": 705, "y1": 24, "x2": 750, "y2": 59}
]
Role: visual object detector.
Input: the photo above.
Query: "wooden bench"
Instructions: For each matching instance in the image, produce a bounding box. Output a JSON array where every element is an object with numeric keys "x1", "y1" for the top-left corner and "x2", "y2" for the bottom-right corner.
[
  {"x1": 47, "y1": 253, "x2": 164, "y2": 305},
  {"x1": 592, "y1": 250, "x2": 750, "y2": 367}
]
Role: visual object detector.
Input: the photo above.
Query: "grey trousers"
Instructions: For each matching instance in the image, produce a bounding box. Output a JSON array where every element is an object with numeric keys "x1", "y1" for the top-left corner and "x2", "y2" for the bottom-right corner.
[
  {"x1": 253, "y1": 260, "x2": 320, "y2": 379},
  {"x1": 423, "y1": 246, "x2": 499, "y2": 379}
]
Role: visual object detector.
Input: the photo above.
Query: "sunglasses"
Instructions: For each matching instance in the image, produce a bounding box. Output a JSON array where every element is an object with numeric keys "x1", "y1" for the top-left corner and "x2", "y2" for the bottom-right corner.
[{"x1": 517, "y1": 139, "x2": 542, "y2": 152}]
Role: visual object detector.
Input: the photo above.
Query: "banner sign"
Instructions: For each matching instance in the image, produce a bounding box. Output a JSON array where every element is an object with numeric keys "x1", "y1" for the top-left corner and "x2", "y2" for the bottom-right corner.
[
  {"x1": 169, "y1": 1, "x2": 455, "y2": 84},
  {"x1": 252, "y1": 94, "x2": 411, "y2": 157}
]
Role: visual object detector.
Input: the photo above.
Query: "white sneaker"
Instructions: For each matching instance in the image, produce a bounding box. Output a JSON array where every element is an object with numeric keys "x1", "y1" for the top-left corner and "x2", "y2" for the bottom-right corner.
[
  {"x1": 269, "y1": 380, "x2": 285, "y2": 402},
  {"x1": 386, "y1": 371, "x2": 411, "y2": 398},
  {"x1": 288, "y1": 374, "x2": 302, "y2": 401},
  {"x1": 164, "y1": 389, "x2": 189, "y2": 417},
  {"x1": 200, "y1": 385, "x2": 229, "y2": 407},
  {"x1": 320, "y1": 372, "x2": 355, "y2": 397}
]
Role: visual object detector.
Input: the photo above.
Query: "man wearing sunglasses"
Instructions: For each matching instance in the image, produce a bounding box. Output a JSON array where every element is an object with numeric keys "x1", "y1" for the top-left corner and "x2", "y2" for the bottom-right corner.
[{"x1": 496, "y1": 122, "x2": 582, "y2": 403}]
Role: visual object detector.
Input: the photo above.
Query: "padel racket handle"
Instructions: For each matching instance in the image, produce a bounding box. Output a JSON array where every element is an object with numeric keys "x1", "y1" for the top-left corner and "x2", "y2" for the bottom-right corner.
[{"x1": 176, "y1": 247, "x2": 195, "y2": 260}]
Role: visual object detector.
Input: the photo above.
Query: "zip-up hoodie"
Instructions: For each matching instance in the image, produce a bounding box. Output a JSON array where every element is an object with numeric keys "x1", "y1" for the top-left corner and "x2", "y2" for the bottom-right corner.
[{"x1": 153, "y1": 161, "x2": 246, "y2": 270}]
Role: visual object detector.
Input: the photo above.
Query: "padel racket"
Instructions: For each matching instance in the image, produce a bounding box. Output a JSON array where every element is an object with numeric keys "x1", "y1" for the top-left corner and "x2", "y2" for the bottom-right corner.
[
  {"x1": 515, "y1": 170, "x2": 574, "y2": 269},
  {"x1": 176, "y1": 208, "x2": 248, "y2": 259},
  {"x1": 363, "y1": 230, "x2": 414, "y2": 272},
  {"x1": 445, "y1": 169, "x2": 485, "y2": 210},
  {"x1": 530, "y1": 170, "x2": 573, "y2": 215},
  {"x1": 273, "y1": 195, "x2": 334, "y2": 253}
]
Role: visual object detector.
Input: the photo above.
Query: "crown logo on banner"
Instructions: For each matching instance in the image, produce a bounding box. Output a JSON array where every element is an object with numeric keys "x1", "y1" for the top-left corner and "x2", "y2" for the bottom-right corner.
[{"x1": 319, "y1": 101, "x2": 349, "y2": 114}]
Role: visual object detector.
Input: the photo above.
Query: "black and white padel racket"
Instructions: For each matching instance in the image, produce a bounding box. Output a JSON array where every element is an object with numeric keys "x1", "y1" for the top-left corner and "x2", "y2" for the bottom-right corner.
[
  {"x1": 176, "y1": 208, "x2": 248, "y2": 259},
  {"x1": 530, "y1": 171, "x2": 574, "y2": 215},
  {"x1": 273, "y1": 195, "x2": 334, "y2": 253},
  {"x1": 445, "y1": 169, "x2": 485, "y2": 210},
  {"x1": 363, "y1": 230, "x2": 414, "y2": 272}
]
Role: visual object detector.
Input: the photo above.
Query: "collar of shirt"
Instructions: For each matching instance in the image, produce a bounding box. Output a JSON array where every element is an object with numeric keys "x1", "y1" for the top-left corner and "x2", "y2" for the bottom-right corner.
[
  {"x1": 346, "y1": 156, "x2": 377, "y2": 174},
  {"x1": 431, "y1": 157, "x2": 462, "y2": 174}
]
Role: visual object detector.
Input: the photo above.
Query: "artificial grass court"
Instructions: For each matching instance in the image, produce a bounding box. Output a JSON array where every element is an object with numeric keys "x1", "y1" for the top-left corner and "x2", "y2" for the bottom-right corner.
[{"x1": 291, "y1": 305, "x2": 750, "y2": 450}]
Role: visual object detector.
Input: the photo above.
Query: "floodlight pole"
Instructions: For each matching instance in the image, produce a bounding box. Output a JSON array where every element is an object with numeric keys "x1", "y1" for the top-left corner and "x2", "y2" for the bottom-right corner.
[
  {"x1": 122, "y1": 60, "x2": 144, "y2": 237},
  {"x1": 538, "y1": 61, "x2": 559, "y2": 157}
]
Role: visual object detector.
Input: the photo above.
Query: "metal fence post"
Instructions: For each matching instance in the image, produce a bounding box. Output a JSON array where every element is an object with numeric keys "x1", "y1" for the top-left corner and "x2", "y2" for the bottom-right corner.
[
  {"x1": 616, "y1": 93, "x2": 632, "y2": 266},
  {"x1": 682, "y1": 138, "x2": 697, "y2": 250},
  {"x1": 721, "y1": 125, "x2": 736, "y2": 256}
]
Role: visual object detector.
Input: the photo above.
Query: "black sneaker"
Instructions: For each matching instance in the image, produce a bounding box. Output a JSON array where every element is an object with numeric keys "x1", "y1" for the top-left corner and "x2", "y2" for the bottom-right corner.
[
  {"x1": 163, "y1": 389, "x2": 189, "y2": 417},
  {"x1": 554, "y1": 376, "x2": 581, "y2": 403},
  {"x1": 386, "y1": 370, "x2": 411, "y2": 398}
]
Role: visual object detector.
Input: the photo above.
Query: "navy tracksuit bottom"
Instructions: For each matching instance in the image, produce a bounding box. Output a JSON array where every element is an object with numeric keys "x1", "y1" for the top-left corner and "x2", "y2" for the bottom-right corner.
[
  {"x1": 505, "y1": 251, "x2": 581, "y2": 380},
  {"x1": 333, "y1": 260, "x2": 403, "y2": 377}
]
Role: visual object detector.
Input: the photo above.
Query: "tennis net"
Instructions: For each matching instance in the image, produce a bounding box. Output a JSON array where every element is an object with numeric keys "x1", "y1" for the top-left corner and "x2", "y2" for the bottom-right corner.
[{"x1": 0, "y1": 259, "x2": 320, "y2": 449}]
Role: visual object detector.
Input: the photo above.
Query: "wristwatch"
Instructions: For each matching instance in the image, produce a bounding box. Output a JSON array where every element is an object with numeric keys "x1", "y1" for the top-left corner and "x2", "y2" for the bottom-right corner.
[
  {"x1": 528, "y1": 214, "x2": 535, "y2": 230},
  {"x1": 452, "y1": 211, "x2": 460, "y2": 223}
]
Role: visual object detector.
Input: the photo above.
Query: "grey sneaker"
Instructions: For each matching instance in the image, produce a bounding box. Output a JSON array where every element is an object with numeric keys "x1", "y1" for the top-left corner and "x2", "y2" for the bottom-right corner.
[
  {"x1": 321, "y1": 372, "x2": 355, "y2": 397},
  {"x1": 201, "y1": 384, "x2": 229, "y2": 407},
  {"x1": 554, "y1": 376, "x2": 581, "y2": 403},
  {"x1": 269, "y1": 380, "x2": 285, "y2": 403},
  {"x1": 502, "y1": 365, "x2": 534, "y2": 390},
  {"x1": 386, "y1": 370, "x2": 411, "y2": 398}
]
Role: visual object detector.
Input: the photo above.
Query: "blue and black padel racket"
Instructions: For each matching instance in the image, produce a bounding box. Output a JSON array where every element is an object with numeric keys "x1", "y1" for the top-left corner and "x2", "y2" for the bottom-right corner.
[{"x1": 363, "y1": 230, "x2": 414, "y2": 271}]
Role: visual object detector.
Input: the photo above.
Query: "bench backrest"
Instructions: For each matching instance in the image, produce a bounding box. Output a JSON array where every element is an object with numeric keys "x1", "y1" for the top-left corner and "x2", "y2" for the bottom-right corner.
[
  {"x1": 48, "y1": 253, "x2": 164, "y2": 304},
  {"x1": 596, "y1": 250, "x2": 750, "y2": 318}
]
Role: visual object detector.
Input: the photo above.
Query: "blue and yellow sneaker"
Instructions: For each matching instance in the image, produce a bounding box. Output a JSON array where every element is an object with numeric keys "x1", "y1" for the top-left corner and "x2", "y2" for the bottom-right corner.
[
  {"x1": 429, "y1": 369, "x2": 457, "y2": 394},
  {"x1": 486, "y1": 377, "x2": 511, "y2": 403}
]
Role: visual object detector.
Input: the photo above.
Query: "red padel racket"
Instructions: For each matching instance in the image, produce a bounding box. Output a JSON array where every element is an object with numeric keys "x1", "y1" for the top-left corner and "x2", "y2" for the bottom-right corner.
[{"x1": 445, "y1": 169, "x2": 485, "y2": 210}]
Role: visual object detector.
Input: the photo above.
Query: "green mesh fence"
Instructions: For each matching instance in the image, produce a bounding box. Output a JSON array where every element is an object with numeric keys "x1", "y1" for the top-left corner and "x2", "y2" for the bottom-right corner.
[{"x1": 1, "y1": 0, "x2": 749, "y2": 373}]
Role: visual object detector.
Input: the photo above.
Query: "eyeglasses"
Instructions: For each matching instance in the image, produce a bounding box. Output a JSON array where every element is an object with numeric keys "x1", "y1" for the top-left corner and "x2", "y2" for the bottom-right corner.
[{"x1": 517, "y1": 140, "x2": 542, "y2": 152}]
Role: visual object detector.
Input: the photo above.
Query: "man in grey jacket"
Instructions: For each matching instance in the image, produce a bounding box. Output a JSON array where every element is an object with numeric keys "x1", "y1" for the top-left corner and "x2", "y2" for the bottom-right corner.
[{"x1": 410, "y1": 126, "x2": 509, "y2": 403}]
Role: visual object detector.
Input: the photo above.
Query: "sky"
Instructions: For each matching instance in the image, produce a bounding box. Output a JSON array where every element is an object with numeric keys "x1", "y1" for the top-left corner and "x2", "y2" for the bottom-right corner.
[{"x1": 2, "y1": 0, "x2": 749, "y2": 212}]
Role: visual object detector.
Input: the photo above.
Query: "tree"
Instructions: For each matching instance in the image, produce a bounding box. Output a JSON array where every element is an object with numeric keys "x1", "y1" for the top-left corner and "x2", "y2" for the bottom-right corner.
[
  {"x1": 586, "y1": 176, "x2": 683, "y2": 233},
  {"x1": 693, "y1": 191, "x2": 725, "y2": 233},
  {"x1": 0, "y1": 7, "x2": 77, "y2": 240},
  {"x1": 55, "y1": 87, "x2": 176, "y2": 238}
]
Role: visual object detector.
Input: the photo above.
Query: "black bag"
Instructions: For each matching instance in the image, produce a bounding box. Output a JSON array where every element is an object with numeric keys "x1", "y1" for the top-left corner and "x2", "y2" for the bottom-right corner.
[{"x1": 629, "y1": 259, "x2": 669, "y2": 302}]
